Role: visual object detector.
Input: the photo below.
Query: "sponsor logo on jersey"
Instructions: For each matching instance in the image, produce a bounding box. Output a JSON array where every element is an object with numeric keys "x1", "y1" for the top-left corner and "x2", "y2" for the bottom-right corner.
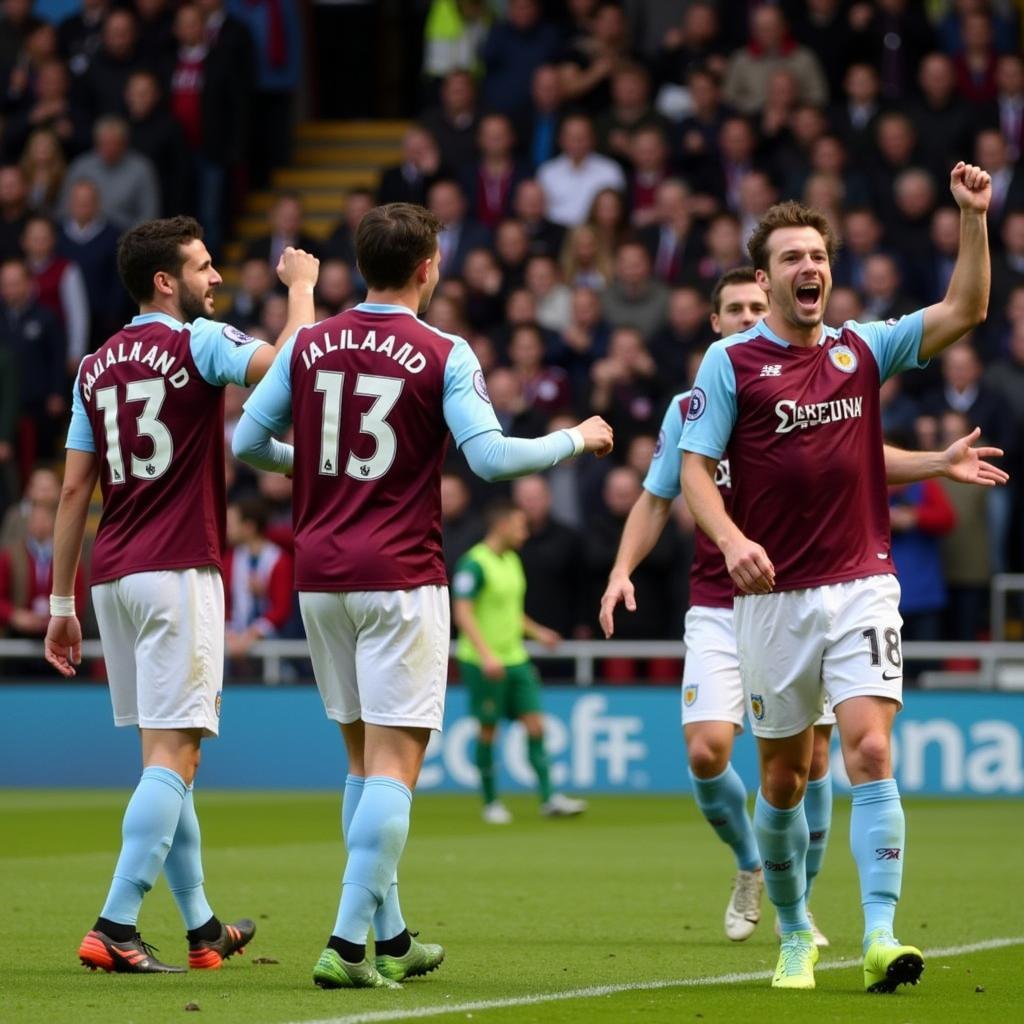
[
  {"x1": 828, "y1": 344, "x2": 858, "y2": 373},
  {"x1": 774, "y1": 395, "x2": 863, "y2": 434},
  {"x1": 683, "y1": 684, "x2": 698, "y2": 707},
  {"x1": 686, "y1": 387, "x2": 707, "y2": 420},
  {"x1": 750, "y1": 693, "x2": 765, "y2": 720},
  {"x1": 760, "y1": 363, "x2": 781, "y2": 377},
  {"x1": 654, "y1": 429, "x2": 665, "y2": 458},
  {"x1": 875, "y1": 847, "x2": 901, "y2": 860},
  {"x1": 223, "y1": 325, "x2": 255, "y2": 346},
  {"x1": 473, "y1": 369, "x2": 491, "y2": 403}
]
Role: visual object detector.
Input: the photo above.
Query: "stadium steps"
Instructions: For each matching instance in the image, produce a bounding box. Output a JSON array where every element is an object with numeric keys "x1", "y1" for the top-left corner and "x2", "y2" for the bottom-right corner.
[{"x1": 217, "y1": 119, "x2": 410, "y2": 315}]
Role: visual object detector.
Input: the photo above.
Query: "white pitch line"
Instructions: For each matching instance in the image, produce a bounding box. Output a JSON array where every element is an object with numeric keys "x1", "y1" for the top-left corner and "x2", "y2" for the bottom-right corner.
[{"x1": 288, "y1": 935, "x2": 1024, "y2": 1024}]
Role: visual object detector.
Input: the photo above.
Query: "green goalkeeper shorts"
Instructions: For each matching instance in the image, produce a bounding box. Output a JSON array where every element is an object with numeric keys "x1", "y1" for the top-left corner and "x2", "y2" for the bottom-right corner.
[{"x1": 459, "y1": 659, "x2": 544, "y2": 725}]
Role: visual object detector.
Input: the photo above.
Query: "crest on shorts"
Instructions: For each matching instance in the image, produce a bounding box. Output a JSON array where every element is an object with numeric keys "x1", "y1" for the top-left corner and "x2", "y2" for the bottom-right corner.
[
  {"x1": 750, "y1": 693, "x2": 765, "y2": 721},
  {"x1": 684, "y1": 684, "x2": 698, "y2": 707},
  {"x1": 828, "y1": 345, "x2": 858, "y2": 374},
  {"x1": 215, "y1": 691, "x2": 222, "y2": 718}
]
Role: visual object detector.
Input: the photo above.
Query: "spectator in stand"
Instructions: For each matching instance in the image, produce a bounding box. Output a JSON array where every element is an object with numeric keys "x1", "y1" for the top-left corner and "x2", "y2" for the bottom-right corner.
[
  {"x1": 0, "y1": 258, "x2": 66, "y2": 476},
  {"x1": 20, "y1": 214, "x2": 89, "y2": 371},
  {"x1": 791, "y1": 0, "x2": 850, "y2": 100},
  {"x1": 802, "y1": 172, "x2": 845, "y2": 238},
  {"x1": 695, "y1": 211, "x2": 745, "y2": 295},
  {"x1": 560, "y1": 224, "x2": 611, "y2": 292},
  {"x1": 524, "y1": 254, "x2": 571, "y2": 333},
  {"x1": 891, "y1": 168, "x2": 939, "y2": 275},
  {"x1": 520, "y1": 64, "x2": 565, "y2": 171},
  {"x1": 560, "y1": 1, "x2": 636, "y2": 116},
  {"x1": 647, "y1": 286, "x2": 714, "y2": 387},
  {"x1": 124, "y1": 70, "x2": 189, "y2": 217},
  {"x1": 481, "y1": 0, "x2": 562, "y2": 118},
  {"x1": 655, "y1": 1, "x2": 728, "y2": 86},
  {"x1": 80, "y1": 8, "x2": 144, "y2": 120},
  {"x1": 425, "y1": 290, "x2": 470, "y2": 339},
  {"x1": 135, "y1": 0, "x2": 176, "y2": 68},
  {"x1": 224, "y1": 497, "x2": 295, "y2": 663},
  {"x1": 809, "y1": 133, "x2": 870, "y2": 208},
  {"x1": 461, "y1": 113, "x2": 529, "y2": 230},
  {"x1": 322, "y1": 188, "x2": 373, "y2": 277},
  {"x1": 954, "y1": 9, "x2": 999, "y2": 104},
  {"x1": 441, "y1": 472, "x2": 483, "y2": 577},
  {"x1": 697, "y1": 115, "x2": 760, "y2": 217},
  {"x1": 512, "y1": 178, "x2": 565, "y2": 257},
  {"x1": 860, "y1": 252, "x2": 918, "y2": 323},
  {"x1": 736, "y1": 169, "x2": 777, "y2": 246},
  {"x1": 2, "y1": 58, "x2": 90, "y2": 162},
  {"x1": 981, "y1": 54, "x2": 1024, "y2": 162},
  {"x1": 833, "y1": 207, "x2": 888, "y2": 292},
  {"x1": 0, "y1": 492, "x2": 85, "y2": 643},
  {"x1": 512, "y1": 473, "x2": 587, "y2": 640},
  {"x1": 722, "y1": 4, "x2": 827, "y2": 116},
  {"x1": 225, "y1": 256, "x2": 273, "y2": 330},
  {"x1": 494, "y1": 217, "x2": 530, "y2": 290},
  {"x1": 419, "y1": 69, "x2": 481, "y2": 172},
  {"x1": 485, "y1": 366, "x2": 549, "y2": 439},
  {"x1": 825, "y1": 283, "x2": 866, "y2": 327},
  {"x1": 991, "y1": 210, "x2": 1024, "y2": 325},
  {"x1": 676, "y1": 67, "x2": 732, "y2": 182},
  {"x1": 377, "y1": 125, "x2": 445, "y2": 207},
  {"x1": 586, "y1": 185, "x2": 629, "y2": 254},
  {"x1": 314, "y1": 259, "x2": 358, "y2": 315},
  {"x1": 61, "y1": 116, "x2": 159, "y2": 229},
  {"x1": 595, "y1": 64, "x2": 667, "y2": 164},
  {"x1": 589, "y1": 326, "x2": 662, "y2": 449},
  {"x1": 0, "y1": 466, "x2": 59, "y2": 547},
  {"x1": 537, "y1": 114, "x2": 626, "y2": 228},
  {"x1": 829, "y1": 62, "x2": 884, "y2": 162},
  {"x1": 244, "y1": 192, "x2": 319, "y2": 270},
  {"x1": 601, "y1": 240, "x2": 669, "y2": 337},
  {"x1": 847, "y1": 0, "x2": 934, "y2": 101},
  {"x1": 508, "y1": 322, "x2": 572, "y2": 417},
  {"x1": 879, "y1": 375, "x2": 921, "y2": 441},
  {"x1": 422, "y1": 0, "x2": 490, "y2": 85},
  {"x1": 18, "y1": 129, "x2": 65, "y2": 216},
  {"x1": 906, "y1": 53, "x2": 975, "y2": 185},
  {"x1": 626, "y1": 127, "x2": 671, "y2": 228},
  {"x1": 0, "y1": 0, "x2": 43, "y2": 76},
  {"x1": 56, "y1": 178, "x2": 124, "y2": 353},
  {"x1": 0, "y1": 164, "x2": 30, "y2": 260},
  {"x1": 757, "y1": 68, "x2": 801, "y2": 154},
  {"x1": 975, "y1": 129, "x2": 1024, "y2": 232},
  {"x1": 428, "y1": 178, "x2": 490, "y2": 280},
  {"x1": 461, "y1": 247, "x2": 504, "y2": 333},
  {"x1": 915, "y1": 205, "x2": 962, "y2": 308},
  {"x1": 868, "y1": 111, "x2": 921, "y2": 223},
  {"x1": 558, "y1": 283, "x2": 610, "y2": 387},
  {"x1": 58, "y1": 0, "x2": 110, "y2": 79}
]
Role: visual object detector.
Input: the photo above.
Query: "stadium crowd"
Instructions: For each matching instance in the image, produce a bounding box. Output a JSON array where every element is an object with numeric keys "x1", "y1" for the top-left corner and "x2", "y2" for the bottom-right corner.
[{"x1": 1, "y1": 0, "x2": 1023, "y2": 675}]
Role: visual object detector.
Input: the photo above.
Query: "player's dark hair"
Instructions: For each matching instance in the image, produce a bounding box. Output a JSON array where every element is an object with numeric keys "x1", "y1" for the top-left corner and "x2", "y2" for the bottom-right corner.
[
  {"x1": 117, "y1": 215, "x2": 204, "y2": 305},
  {"x1": 746, "y1": 201, "x2": 838, "y2": 273},
  {"x1": 355, "y1": 202, "x2": 442, "y2": 291},
  {"x1": 710, "y1": 266, "x2": 757, "y2": 314},
  {"x1": 484, "y1": 499, "x2": 521, "y2": 531}
]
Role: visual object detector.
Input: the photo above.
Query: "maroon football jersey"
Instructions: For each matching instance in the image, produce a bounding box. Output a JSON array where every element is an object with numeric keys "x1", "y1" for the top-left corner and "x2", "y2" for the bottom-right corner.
[{"x1": 287, "y1": 307, "x2": 483, "y2": 591}]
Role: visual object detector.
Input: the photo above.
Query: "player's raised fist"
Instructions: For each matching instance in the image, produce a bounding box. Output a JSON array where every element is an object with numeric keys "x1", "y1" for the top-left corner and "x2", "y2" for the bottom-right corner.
[
  {"x1": 575, "y1": 416, "x2": 614, "y2": 457},
  {"x1": 950, "y1": 161, "x2": 992, "y2": 214},
  {"x1": 277, "y1": 246, "x2": 320, "y2": 291}
]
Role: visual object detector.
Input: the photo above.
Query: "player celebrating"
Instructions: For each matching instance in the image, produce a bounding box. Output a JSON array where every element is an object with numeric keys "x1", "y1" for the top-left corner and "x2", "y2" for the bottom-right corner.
[
  {"x1": 233, "y1": 202, "x2": 612, "y2": 991},
  {"x1": 681, "y1": 163, "x2": 992, "y2": 991},
  {"x1": 44, "y1": 216, "x2": 319, "y2": 973},
  {"x1": 601, "y1": 267, "x2": 1008, "y2": 948},
  {"x1": 453, "y1": 499, "x2": 587, "y2": 824}
]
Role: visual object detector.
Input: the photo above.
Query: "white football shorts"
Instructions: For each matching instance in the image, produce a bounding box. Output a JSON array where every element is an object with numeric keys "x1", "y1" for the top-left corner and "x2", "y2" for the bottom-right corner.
[
  {"x1": 299, "y1": 585, "x2": 450, "y2": 731},
  {"x1": 92, "y1": 566, "x2": 225, "y2": 736},
  {"x1": 733, "y1": 574, "x2": 904, "y2": 739},
  {"x1": 681, "y1": 605, "x2": 835, "y2": 730}
]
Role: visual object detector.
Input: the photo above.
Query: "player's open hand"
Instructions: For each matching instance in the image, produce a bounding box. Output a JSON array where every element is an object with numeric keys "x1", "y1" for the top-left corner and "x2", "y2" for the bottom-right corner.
[
  {"x1": 44, "y1": 614, "x2": 82, "y2": 678},
  {"x1": 941, "y1": 426, "x2": 1009, "y2": 487},
  {"x1": 576, "y1": 416, "x2": 614, "y2": 458},
  {"x1": 722, "y1": 535, "x2": 775, "y2": 595},
  {"x1": 599, "y1": 574, "x2": 635, "y2": 638},
  {"x1": 277, "y1": 246, "x2": 320, "y2": 291},
  {"x1": 950, "y1": 162, "x2": 992, "y2": 215}
]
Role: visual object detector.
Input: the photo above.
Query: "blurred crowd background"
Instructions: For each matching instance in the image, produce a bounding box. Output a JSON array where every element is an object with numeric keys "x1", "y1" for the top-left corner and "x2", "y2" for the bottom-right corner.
[{"x1": 1, "y1": 0, "x2": 1023, "y2": 681}]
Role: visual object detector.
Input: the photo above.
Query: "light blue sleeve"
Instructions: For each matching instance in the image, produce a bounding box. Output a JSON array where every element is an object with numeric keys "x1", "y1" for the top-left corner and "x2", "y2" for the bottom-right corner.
[
  {"x1": 442, "y1": 340, "x2": 503, "y2": 447},
  {"x1": 846, "y1": 310, "x2": 926, "y2": 382},
  {"x1": 231, "y1": 414, "x2": 294, "y2": 474},
  {"x1": 241, "y1": 336, "x2": 295, "y2": 435},
  {"x1": 679, "y1": 343, "x2": 738, "y2": 461},
  {"x1": 643, "y1": 398, "x2": 684, "y2": 499},
  {"x1": 189, "y1": 318, "x2": 267, "y2": 387},
  {"x1": 462, "y1": 429, "x2": 577, "y2": 482},
  {"x1": 65, "y1": 364, "x2": 95, "y2": 453}
]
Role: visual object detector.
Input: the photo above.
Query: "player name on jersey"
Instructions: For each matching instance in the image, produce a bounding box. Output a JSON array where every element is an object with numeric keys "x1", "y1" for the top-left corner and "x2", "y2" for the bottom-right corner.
[
  {"x1": 298, "y1": 328, "x2": 427, "y2": 374},
  {"x1": 80, "y1": 340, "x2": 191, "y2": 401}
]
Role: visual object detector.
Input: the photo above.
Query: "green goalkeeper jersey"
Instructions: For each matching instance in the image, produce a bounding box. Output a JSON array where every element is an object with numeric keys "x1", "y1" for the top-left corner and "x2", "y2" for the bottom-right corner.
[{"x1": 452, "y1": 542, "x2": 529, "y2": 667}]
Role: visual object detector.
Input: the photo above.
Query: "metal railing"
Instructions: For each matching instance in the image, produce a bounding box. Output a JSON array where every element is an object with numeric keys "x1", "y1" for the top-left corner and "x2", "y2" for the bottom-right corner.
[
  {"x1": 991, "y1": 573, "x2": 1024, "y2": 642},
  {"x1": 3, "y1": 637, "x2": 1024, "y2": 689}
]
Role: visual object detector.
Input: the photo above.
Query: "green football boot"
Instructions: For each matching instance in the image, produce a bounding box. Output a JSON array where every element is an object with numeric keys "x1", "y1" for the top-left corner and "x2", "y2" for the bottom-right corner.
[
  {"x1": 863, "y1": 929, "x2": 924, "y2": 993},
  {"x1": 375, "y1": 935, "x2": 445, "y2": 982},
  {"x1": 771, "y1": 929, "x2": 818, "y2": 989},
  {"x1": 312, "y1": 948, "x2": 401, "y2": 990}
]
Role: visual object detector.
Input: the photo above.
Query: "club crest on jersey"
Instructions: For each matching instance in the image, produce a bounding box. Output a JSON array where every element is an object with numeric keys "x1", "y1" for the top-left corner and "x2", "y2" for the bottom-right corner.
[
  {"x1": 473, "y1": 369, "x2": 491, "y2": 403},
  {"x1": 750, "y1": 693, "x2": 765, "y2": 720},
  {"x1": 684, "y1": 684, "x2": 698, "y2": 707},
  {"x1": 828, "y1": 345, "x2": 858, "y2": 374},
  {"x1": 654, "y1": 429, "x2": 665, "y2": 457},
  {"x1": 686, "y1": 387, "x2": 707, "y2": 420}
]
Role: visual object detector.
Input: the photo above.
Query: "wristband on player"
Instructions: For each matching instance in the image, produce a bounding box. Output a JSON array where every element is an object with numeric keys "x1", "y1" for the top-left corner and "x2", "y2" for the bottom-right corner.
[
  {"x1": 565, "y1": 428, "x2": 585, "y2": 456},
  {"x1": 49, "y1": 595, "x2": 75, "y2": 617}
]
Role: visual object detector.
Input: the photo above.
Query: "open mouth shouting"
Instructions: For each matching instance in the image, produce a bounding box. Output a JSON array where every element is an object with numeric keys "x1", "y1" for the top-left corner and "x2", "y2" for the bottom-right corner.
[{"x1": 795, "y1": 280, "x2": 821, "y2": 312}]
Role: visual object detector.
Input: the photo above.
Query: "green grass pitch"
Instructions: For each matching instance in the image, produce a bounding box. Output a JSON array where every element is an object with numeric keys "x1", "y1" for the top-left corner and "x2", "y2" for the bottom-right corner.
[{"x1": 2, "y1": 791, "x2": 1021, "y2": 1024}]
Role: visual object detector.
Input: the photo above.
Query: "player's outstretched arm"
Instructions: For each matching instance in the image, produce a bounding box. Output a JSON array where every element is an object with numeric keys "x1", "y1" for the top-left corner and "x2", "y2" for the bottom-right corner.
[
  {"x1": 920, "y1": 162, "x2": 992, "y2": 360},
  {"x1": 44, "y1": 449, "x2": 98, "y2": 677},
  {"x1": 232, "y1": 411, "x2": 295, "y2": 474},
  {"x1": 682, "y1": 451, "x2": 774, "y2": 595},
  {"x1": 882, "y1": 429, "x2": 1009, "y2": 487},
  {"x1": 599, "y1": 490, "x2": 672, "y2": 638},
  {"x1": 244, "y1": 247, "x2": 320, "y2": 385}
]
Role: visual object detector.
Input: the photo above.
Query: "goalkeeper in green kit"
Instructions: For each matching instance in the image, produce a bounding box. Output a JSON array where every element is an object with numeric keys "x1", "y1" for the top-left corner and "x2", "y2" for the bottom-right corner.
[{"x1": 453, "y1": 500, "x2": 588, "y2": 824}]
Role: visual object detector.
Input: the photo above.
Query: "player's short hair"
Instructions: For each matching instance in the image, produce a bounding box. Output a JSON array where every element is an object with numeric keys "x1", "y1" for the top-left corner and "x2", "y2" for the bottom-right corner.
[
  {"x1": 355, "y1": 202, "x2": 442, "y2": 290},
  {"x1": 710, "y1": 266, "x2": 757, "y2": 314},
  {"x1": 747, "y1": 201, "x2": 837, "y2": 273},
  {"x1": 117, "y1": 215, "x2": 204, "y2": 304},
  {"x1": 484, "y1": 498, "x2": 522, "y2": 531}
]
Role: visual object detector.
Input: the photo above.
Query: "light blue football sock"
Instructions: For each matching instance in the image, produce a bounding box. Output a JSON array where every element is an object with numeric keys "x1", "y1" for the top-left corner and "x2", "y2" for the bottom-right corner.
[
  {"x1": 163, "y1": 787, "x2": 215, "y2": 930},
  {"x1": 690, "y1": 765, "x2": 761, "y2": 872},
  {"x1": 333, "y1": 776, "x2": 412, "y2": 945},
  {"x1": 341, "y1": 774, "x2": 407, "y2": 942},
  {"x1": 850, "y1": 778, "x2": 905, "y2": 951},
  {"x1": 803, "y1": 772, "x2": 832, "y2": 901},
  {"x1": 100, "y1": 766, "x2": 188, "y2": 926},
  {"x1": 754, "y1": 790, "x2": 810, "y2": 935}
]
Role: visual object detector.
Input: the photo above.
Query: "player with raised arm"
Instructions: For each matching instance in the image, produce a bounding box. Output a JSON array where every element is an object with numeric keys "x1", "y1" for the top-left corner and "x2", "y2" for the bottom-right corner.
[
  {"x1": 44, "y1": 216, "x2": 319, "y2": 974},
  {"x1": 680, "y1": 163, "x2": 992, "y2": 991},
  {"x1": 232, "y1": 202, "x2": 612, "y2": 991},
  {"x1": 601, "y1": 267, "x2": 1007, "y2": 948}
]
